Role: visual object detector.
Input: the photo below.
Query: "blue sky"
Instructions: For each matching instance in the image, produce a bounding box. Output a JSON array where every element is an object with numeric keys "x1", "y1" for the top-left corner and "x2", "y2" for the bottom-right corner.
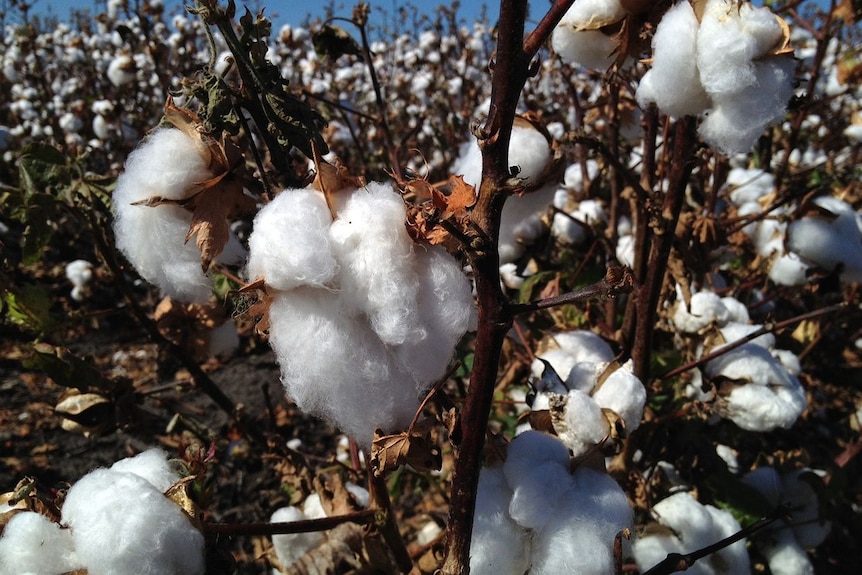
[{"x1": 27, "y1": 0, "x2": 496, "y2": 28}]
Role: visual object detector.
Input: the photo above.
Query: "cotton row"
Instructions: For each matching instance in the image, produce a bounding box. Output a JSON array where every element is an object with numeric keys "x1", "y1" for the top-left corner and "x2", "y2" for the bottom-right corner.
[
  {"x1": 247, "y1": 183, "x2": 475, "y2": 444},
  {"x1": 0, "y1": 449, "x2": 204, "y2": 575}
]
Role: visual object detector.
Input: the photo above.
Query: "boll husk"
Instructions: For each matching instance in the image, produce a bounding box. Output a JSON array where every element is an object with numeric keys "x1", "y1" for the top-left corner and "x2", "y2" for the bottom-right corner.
[
  {"x1": 249, "y1": 183, "x2": 475, "y2": 444},
  {"x1": 113, "y1": 127, "x2": 215, "y2": 302}
]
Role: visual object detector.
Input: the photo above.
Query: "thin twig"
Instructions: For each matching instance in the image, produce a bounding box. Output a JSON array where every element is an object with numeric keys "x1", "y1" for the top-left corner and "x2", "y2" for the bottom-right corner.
[
  {"x1": 509, "y1": 266, "x2": 635, "y2": 315},
  {"x1": 205, "y1": 509, "x2": 377, "y2": 536}
]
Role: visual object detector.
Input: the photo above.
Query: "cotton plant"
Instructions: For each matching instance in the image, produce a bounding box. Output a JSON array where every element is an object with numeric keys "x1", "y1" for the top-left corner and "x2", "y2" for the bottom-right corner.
[
  {"x1": 632, "y1": 490, "x2": 750, "y2": 575},
  {"x1": 742, "y1": 466, "x2": 832, "y2": 575},
  {"x1": 636, "y1": 0, "x2": 796, "y2": 154},
  {"x1": 0, "y1": 449, "x2": 205, "y2": 575},
  {"x1": 470, "y1": 430, "x2": 632, "y2": 575},
  {"x1": 246, "y1": 181, "x2": 475, "y2": 444},
  {"x1": 525, "y1": 330, "x2": 646, "y2": 456}
]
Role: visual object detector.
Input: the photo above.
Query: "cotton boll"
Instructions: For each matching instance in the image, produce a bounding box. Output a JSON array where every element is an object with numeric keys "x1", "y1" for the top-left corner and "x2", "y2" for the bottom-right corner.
[
  {"x1": 551, "y1": 330, "x2": 615, "y2": 364},
  {"x1": 552, "y1": 28, "x2": 619, "y2": 70},
  {"x1": 498, "y1": 184, "x2": 557, "y2": 263},
  {"x1": 470, "y1": 467, "x2": 531, "y2": 575},
  {"x1": 726, "y1": 168, "x2": 774, "y2": 205},
  {"x1": 787, "y1": 197, "x2": 862, "y2": 283},
  {"x1": 673, "y1": 290, "x2": 730, "y2": 333},
  {"x1": 0, "y1": 511, "x2": 83, "y2": 575},
  {"x1": 636, "y1": 0, "x2": 710, "y2": 117},
  {"x1": 719, "y1": 321, "x2": 776, "y2": 349},
  {"x1": 503, "y1": 430, "x2": 570, "y2": 480},
  {"x1": 563, "y1": 160, "x2": 599, "y2": 193},
  {"x1": 772, "y1": 349, "x2": 801, "y2": 376},
  {"x1": 394, "y1": 245, "x2": 475, "y2": 384},
  {"x1": 246, "y1": 188, "x2": 337, "y2": 291},
  {"x1": 769, "y1": 252, "x2": 810, "y2": 286},
  {"x1": 113, "y1": 128, "x2": 215, "y2": 302},
  {"x1": 761, "y1": 529, "x2": 815, "y2": 575},
  {"x1": 62, "y1": 469, "x2": 205, "y2": 575},
  {"x1": 781, "y1": 469, "x2": 831, "y2": 547},
  {"x1": 616, "y1": 233, "x2": 635, "y2": 267},
  {"x1": 107, "y1": 54, "x2": 136, "y2": 86},
  {"x1": 531, "y1": 468, "x2": 632, "y2": 575},
  {"x1": 108, "y1": 448, "x2": 180, "y2": 492},
  {"x1": 592, "y1": 361, "x2": 646, "y2": 432},
  {"x1": 453, "y1": 122, "x2": 551, "y2": 188},
  {"x1": 633, "y1": 491, "x2": 750, "y2": 575},
  {"x1": 720, "y1": 296, "x2": 750, "y2": 324},
  {"x1": 269, "y1": 289, "x2": 417, "y2": 443},
  {"x1": 65, "y1": 259, "x2": 93, "y2": 301},
  {"x1": 330, "y1": 183, "x2": 424, "y2": 346},
  {"x1": 270, "y1": 506, "x2": 324, "y2": 571},
  {"x1": 302, "y1": 494, "x2": 327, "y2": 520},
  {"x1": 555, "y1": 389, "x2": 609, "y2": 456}
]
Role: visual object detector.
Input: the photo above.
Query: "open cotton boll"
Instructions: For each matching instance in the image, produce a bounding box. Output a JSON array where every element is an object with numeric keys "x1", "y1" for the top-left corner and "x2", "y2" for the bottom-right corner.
[
  {"x1": 113, "y1": 128, "x2": 215, "y2": 302},
  {"x1": 552, "y1": 29, "x2": 619, "y2": 70},
  {"x1": 453, "y1": 121, "x2": 551, "y2": 188},
  {"x1": 552, "y1": 330, "x2": 615, "y2": 364},
  {"x1": 563, "y1": 160, "x2": 599, "y2": 193},
  {"x1": 246, "y1": 188, "x2": 337, "y2": 291},
  {"x1": 706, "y1": 343, "x2": 807, "y2": 431},
  {"x1": 470, "y1": 467, "x2": 531, "y2": 575},
  {"x1": 107, "y1": 54, "x2": 136, "y2": 87},
  {"x1": 530, "y1": 468, "x2": 632, "y2": 575},
  {"x1": 616, "y1": 233, "x2": 635, "y2": 267},
  {"x1": 781, "y1": 469, "x2": 831, "y2": 547},
  {"x1": 108, "y1": 448, "x2": 180, "y2": 492},
  {"x1": 555, "y1": 389, "x2": 610, "y2": 456},
  {"x1": 498, "y1": 184, "x2": 558, "y2": 263},
  {"x1": 719, "y1": 296, "x2": 750, "y2": 324},
  {"x1": 270, "y1": 506, "x2": 324, "y2": 572},
  {"x1": 329, "y1": 182, "x2": 424, "y2": 346},
  {"x1": 0, "y1": 511, "x2": 83, "y2": 575},
  {"x1": 673, "y1": 290, "x2": 730, "y2": 333},
  {"x1": 633, "y1": 491, "x2": 750, "y2": 575},
  {"x1": 726, "y1": 167, "x2": 775, "y2": 205},
  {"x1": 62, "y1": 469, "x2": 204, "y2": 575},
  {"x1": 65, "y1": 259, "x2": 94, "y2": 301},
  {"x1": 769, "y1": 252, "x2": 810, "y2": 286},
  {"x1": 592, "y1": 361, "x2": 646, "y2": 432},
  {"x1": 269, "y1": 289, "x2": 419, "y2": 443},
  {"x1": 719, "y1": 321, "x2": 776, "y2": 349},
  {"x1": 394, "y1": 245, "x2": 476, "y2": 382},
  {"x1": 761, "y1": 529, "x2": 814, "y2": 575},
  {"x1": 787, "y1": 196, "x2": 862, "y2": 283},
  {"x1": 636, "y1": 0, "x2": 710, "y2": 117}
]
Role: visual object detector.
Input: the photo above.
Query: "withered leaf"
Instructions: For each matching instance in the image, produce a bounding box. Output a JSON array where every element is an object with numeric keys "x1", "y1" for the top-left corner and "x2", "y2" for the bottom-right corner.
[
  {"x1": 370, "y1": 419, "x2": 441, "y2": 477},
  {"x1": 441, "y1": 175, "x2": 477, "y2": 221},
  {"x1": 165, "y1": 476, "x2": 203, "y2": 531},
  {"x1": 311, "y1": 142, "x2": 364, "y2": 217},
  {"x1": 184, "y1": 178, "x2": 256, "y2": 271}
]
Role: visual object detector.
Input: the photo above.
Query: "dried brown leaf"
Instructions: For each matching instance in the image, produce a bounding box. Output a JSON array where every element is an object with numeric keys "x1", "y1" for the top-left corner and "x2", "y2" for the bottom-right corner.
[
  {"x1": 311, "y1": 142, "x2": 364, "y2": 217},
  {"x1": 370, "y1": 419, "x2": 441, "y2": 477},
  {"x1": 165, "y1": 476, "x2": 203, "y2": 531}
]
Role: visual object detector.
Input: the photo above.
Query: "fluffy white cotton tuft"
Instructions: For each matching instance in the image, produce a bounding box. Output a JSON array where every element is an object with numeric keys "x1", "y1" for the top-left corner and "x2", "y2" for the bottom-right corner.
[
  {"x1": 246, "y1": 188, "x2": 337, "y2": 291},
  {"x1": 62, "y1": 468, "x2": 205, "y2": 575},
  {"x1": 673, "y1": 290, "x2": 730, "y2": 333},
  {"x1": 108, "y1": 448, "x2": 180, "y2": 492},
  {"x1": 706, "y1": 343, "x2": 807, "y2": 431},
  {"x1": 552, "y1": 0, "x2": 625, "y2": 69},
  {"x1": 0, "y1": 511, "x2": 83, "y2": 575},
  {"x1": 787, "y1": 196, "x2": 862, "y2": 283},
  {"x1": 113, "y1": 127, "x2": 214, "y2": 302},
  {"x1": 270, "y1": 506, "x2": 324, "y2": 572},
  {"x1": 633, "y1": 491, "x2": 750, "y2": 575},
  {"x1": 636, "y1": 1, "x2": 710, "y2": 117},
  {"x1": 592, "y1": 360, "x2": 647, "y2": 432},
  {"x1": 252, "y1": 183, "x2": 476, "y2": 444},
  {"x1": 554, "y1": 389, "x2": 610, "y2": 457},
  {"x1": 469, "y1": 467, "x2": 531, "y2": 575},
  {"x1": 475, "y1": 431, "x2": 632, "y2": 574}
]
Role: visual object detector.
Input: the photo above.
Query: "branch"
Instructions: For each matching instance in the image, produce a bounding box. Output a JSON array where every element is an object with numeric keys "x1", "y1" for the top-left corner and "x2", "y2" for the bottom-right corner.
[
  {"x1": 205, "y1": 509, "x2": 377, "y2": 536},
  {"x1": 509, "y1": 266, "x2": 635, "y2": 315}
]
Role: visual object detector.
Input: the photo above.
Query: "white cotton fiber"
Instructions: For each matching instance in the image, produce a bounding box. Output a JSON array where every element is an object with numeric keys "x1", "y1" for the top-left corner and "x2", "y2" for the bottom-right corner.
[
  {"x1": 530, "y1": 468, "x2": 632, "y2": 575},
  {"x1": 787, "y1": 197, "x2": 862, "y2": 283},
  {"x1": 557, "y1": 389, "x2": 610, "y2": 456},
  {"x1": 268, "y1": 288, "x2": 417, "y2": 443},
  {"x1": 633, "y1": 491, "x2": 750, "y2": 575},
  {"x1": 707, "y1": 343, "x2": 807, "y2": 431},
  {"x1": 246, "y1": 188, "x2": 337, "y2": 290},
  {"x1": 563, "y1": 160, "x2": 599, "y2": 193},
  {"x1": 673, "y1": 290, "x2": 730, "y2": 333},
  {"x1": 469, "y1": 467, "x2": 531, "y2": 575},
  {"x1": 719, "y1": 321, "x2": 776, "y2": 349},
  {"x1": 636, "y1": 0, "x2": 710, "y2": 117},
  {"x1": 0, "y1": 511, "x2": 83, "y2": 575},
  {"x1": 498, "y1": 184, "x2": 557, "y2": 263},
  {"x1": 113, "y1": 128, "x2": 214, "y2": 302},
  {"x1": 552, "y1": 29, "x2": 618, "y2": 70},
  {"x1": 551, "y1": 330, "x2": 615, "y2": 364},
  {"x1": 719, "y1": 297, "x2": 750, "y2": 324},
  {"x1": 394, "y1": 245, "x2": 476, "y2": 382},
  {"x1": 781, "y1": 469, "x2": 831, "y2": 547},
  {"x1": 761, "y1": 529, "x2": 814, "y2": 575},
  {"x1": 330, "y1": 182, "x2": 424, "y2": 345},
  {"x1": 270, "y1": 506, "x2": 324, "y2": 572},
  {"x1": 62, "y1": 468, "x2": 205, "y2": 575},
  {"x1": 726, "y1": 168, "x2": 774, "y2": 205},
  {"x1": 453, "y1": 122, "x2": 551, "y2": 188},
  {"x1": 108, "y1": 448, "x2": 180, "y2": 492},
  {"x1": 592, "y1": 361, "x2": 646, "y2": 431}
]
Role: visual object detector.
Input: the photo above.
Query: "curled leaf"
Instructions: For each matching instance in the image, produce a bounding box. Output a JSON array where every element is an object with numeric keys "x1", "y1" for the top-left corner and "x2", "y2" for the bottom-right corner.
[{"x1": 370, "y1": 419, "x2": 441, "y2": 477}]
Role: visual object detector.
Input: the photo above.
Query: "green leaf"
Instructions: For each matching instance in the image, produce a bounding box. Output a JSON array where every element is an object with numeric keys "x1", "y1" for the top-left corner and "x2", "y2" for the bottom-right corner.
[
  {"x1": 22, "y1": 343, "x2": 109, "y2": 391},
  {"x1": 517, "y1": 271, "x2": 557, "y2": 304},
  {"x1": 18, "y1": 143, "x2": 71, "y2": 200},
  {"x1": 21, "y1": 204, "x2": 53, "y2": 266},
  {"x1": 2, "y1": 284, "x2": 54, "y2": 333}
]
